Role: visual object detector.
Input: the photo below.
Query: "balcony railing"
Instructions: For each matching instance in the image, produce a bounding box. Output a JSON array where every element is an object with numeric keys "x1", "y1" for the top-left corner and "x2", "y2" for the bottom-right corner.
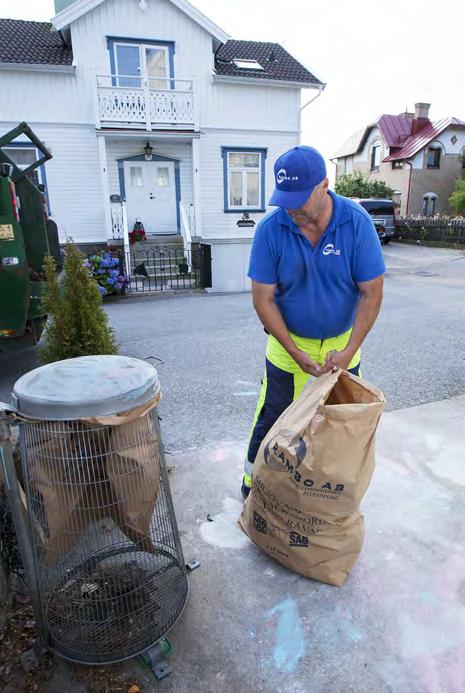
[{"x1": 96, "y1": 75, "x2": 197, "y2": 131}]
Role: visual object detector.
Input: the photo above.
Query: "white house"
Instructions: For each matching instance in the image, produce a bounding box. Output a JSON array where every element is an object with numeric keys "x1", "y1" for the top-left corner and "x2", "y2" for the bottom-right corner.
[{"x1": 0, "y1": 0, "x2": 324, "y2": 291}]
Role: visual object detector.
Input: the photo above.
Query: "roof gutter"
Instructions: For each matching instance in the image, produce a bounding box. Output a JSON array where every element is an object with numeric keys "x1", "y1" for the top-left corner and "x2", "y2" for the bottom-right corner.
[
  {"x1": 212, "y1": 74, "x2": 325, "y2": 90},
  {"x1": 0, "y1": 62, "x2": 75, "y2": 73}
]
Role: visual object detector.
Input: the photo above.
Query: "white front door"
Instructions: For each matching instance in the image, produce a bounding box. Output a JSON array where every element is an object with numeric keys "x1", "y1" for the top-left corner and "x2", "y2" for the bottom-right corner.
[{"x1": 124, "y1": 160, "x2": 177, "y2": 235}]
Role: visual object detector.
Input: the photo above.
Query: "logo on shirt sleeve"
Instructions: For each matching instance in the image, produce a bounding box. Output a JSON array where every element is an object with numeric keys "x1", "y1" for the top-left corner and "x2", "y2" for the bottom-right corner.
[{"x1": 322, "y1": 243, "x2": 341, "y2": 256}]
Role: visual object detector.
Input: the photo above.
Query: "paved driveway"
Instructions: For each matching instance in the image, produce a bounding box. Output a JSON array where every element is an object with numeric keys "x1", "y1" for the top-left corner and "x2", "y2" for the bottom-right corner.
[{"x1": 1, "y1": 242, "x2": 464, "y2": 451}]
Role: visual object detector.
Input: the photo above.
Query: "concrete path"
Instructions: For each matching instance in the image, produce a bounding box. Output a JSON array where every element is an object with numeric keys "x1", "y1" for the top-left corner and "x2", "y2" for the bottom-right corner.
[
  {"x1": 90, "y1": 393, "x2": 464, "y2": 693},
  {"x1": 1, "y1": 243, "x2": 464, "y2": 691}
]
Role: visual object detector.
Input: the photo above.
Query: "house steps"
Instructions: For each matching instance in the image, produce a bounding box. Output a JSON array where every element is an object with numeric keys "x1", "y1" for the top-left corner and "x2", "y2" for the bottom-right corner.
[{"x1": 128, "y1": 232, "x2": 196, "y2": 287}]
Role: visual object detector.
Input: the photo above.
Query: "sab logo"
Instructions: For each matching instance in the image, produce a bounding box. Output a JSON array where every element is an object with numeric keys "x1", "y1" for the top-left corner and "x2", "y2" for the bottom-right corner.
[
  {"x1": 322, "y1": 243, "x2": 341, "y2": 256},
  {"x1": 276, "y1": 168, "x2": 299, "y2": 185},
  {"x1": 264, "y1": 429, "x2": 307, "y2": 472}
]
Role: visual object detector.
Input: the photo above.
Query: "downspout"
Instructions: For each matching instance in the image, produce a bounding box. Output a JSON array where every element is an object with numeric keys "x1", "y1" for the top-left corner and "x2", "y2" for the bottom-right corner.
[
  {"x1": 404, "y1": 160, "x2": 413, "y2": 216},
  {"x1": 298, "y1": 85, "x2": 325, "y2": 138},
  {"x1": 300, "y1": 85, "x2": 325, "y2": 113}
]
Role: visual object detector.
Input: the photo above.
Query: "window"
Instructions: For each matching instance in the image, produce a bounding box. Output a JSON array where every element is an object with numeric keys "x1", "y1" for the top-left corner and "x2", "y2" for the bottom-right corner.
[
  {"x1": 233, "y1": 59, "x2": 264, "y2": 70},
  {"x1": 4, "y1": 145, "x2": 50, "y2": 212},
  {"x1": 130, "y1": 166, "x2": 143, "y2": 186},
  {"x1": 109, "y1": 39, "x2": 172, "y2": 89},
  {"x1": 427, "y1": 147, "x2": 441, "y2": 169},
  {"x1": 422, "y1": 193, "x2": 437, "y2": 216},
  {"x1": 157, "y1": 166, "x2": 169, "y2": 187},
  {"x1": 392, "y1": 160, "x2": 403, "y2": 169},
  {"x1": 358, "y1": 200, "x2": 394, "y2": 216},
  {"x1": 370, "y1": 143, "x2": 381, "y2": 172},
  {"x1": 4, "y1": 146, "x2": 41, "y2": 186},
  {"x1": 222, "y1": 148, "x2": 267, "y2": 211}
]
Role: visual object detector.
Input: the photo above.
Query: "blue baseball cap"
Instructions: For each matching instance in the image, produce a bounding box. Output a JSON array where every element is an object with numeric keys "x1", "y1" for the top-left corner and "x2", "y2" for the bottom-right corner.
[{"x1": 269, "y1": 145, "x2": 327, "y2": 209}]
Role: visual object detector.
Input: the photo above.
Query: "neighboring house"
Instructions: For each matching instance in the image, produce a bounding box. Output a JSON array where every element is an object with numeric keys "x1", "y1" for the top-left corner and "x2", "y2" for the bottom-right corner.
[
  {"x1": 0, "y1": 0, "x2": 324, "y2": 291},
  {"x1": 332, "y1": 103, "x2": 465, "y2": 217}
]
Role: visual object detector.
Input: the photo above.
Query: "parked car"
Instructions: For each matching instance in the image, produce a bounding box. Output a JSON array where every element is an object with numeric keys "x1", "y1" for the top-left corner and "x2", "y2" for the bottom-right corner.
[{"x1": 351, "y1": 198, "x2": 395, "y2": 244}]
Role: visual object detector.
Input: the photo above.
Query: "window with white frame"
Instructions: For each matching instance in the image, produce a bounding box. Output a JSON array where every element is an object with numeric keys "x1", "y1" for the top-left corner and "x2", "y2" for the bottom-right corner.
[
  {"x1": 4, "y1": 145, "x2": 50, "y2": 212},
  {"x1": 4, "y1": 146, "x2": 42, "y2": 187},
  {"x1": 222, "y1": 148, "x2": 266, "y2": 211},
  {"x1": 232, "y1": 59, "x2": 264, "y2": 71}
]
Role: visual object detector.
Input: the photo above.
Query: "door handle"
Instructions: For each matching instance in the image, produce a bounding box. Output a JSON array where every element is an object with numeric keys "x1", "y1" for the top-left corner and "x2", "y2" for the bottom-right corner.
[{"x1": 149, "y1": 193, "x2": 156, "y2": 200}]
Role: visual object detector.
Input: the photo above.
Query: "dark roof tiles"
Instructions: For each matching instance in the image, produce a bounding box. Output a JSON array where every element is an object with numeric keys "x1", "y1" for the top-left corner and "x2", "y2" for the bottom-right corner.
[
  {"x1": 0, "y1": 18, "x2": 72, "y2": 66},
  {"x1": 215, "y1": 40, "x2": 323, "y2": 85},
  {"x1": 0, "y1": 20, "x2": 321, "y2": 88}
]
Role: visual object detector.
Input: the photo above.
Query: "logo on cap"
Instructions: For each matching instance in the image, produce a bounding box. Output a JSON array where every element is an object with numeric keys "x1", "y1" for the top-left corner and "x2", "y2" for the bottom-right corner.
[{"x1": 276, "y1": 168, "x2": 299, "y2": 186}]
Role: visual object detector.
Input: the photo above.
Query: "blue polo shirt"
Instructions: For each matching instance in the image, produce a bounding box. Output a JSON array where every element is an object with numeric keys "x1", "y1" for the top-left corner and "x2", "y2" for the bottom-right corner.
[{"x1": 248, "y1": 191, "x2": 386, "y2": 339}]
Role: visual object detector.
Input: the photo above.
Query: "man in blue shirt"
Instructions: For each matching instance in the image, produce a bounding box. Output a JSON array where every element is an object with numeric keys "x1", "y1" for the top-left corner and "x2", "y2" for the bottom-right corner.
[{"x1": 242, "y1": 145, "x2": 385, "y2": 499}]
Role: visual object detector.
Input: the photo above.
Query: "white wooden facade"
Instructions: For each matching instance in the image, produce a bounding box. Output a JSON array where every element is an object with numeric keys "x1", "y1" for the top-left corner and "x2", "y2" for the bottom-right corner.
[{"x1": 0, "y1": 0, "x2": 323, "y2": 291}]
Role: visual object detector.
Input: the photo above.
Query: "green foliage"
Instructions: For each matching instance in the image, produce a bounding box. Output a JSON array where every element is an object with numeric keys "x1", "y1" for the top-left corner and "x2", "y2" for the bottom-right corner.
[
  {"x1": 39, "y1": 243, "x2": 118, "y2": 364},
  {"x1": 448, "y1": 179, "x2": 465, "y2": 215},
  {"x1": 335, "y1": 171, "x2": 394, "y2": 199}
]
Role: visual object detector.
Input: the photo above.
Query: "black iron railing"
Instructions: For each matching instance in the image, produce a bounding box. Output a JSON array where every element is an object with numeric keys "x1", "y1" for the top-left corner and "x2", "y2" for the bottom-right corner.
[{"x1": 122, "y1": 244, "x2": 211, "y2": 293}]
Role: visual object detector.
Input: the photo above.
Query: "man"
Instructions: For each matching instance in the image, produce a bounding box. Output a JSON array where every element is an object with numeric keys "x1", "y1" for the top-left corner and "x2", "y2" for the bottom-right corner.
[{"x1": 242, "y1": 145, "x2": 385, "y2": 499}]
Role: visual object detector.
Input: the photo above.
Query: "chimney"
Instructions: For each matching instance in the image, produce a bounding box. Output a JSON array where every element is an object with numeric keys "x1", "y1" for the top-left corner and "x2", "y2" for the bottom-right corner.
[
  {"x1": 412, "y1": 102, "x2": 431, "y2": 135},
  {"x1": 414, "y1": 102, "x2": 430, "y2": 119}
]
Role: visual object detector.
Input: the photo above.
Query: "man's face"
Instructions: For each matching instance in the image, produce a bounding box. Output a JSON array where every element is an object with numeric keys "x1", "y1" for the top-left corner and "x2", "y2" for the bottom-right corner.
[{"x1": 287, "y1": 178, "x2": 329, "y2": 225}]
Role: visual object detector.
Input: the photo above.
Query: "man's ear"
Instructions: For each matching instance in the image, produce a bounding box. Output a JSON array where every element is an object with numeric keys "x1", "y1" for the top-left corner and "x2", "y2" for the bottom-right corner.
[{"x1": 322, "y1": 177, "x2": 329, "y2": 191}]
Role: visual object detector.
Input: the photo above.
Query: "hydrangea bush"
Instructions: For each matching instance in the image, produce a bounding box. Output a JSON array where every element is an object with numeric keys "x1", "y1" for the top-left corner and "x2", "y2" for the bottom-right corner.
[{"x1": 85, "y1": 252, "x2": 129, "y2": 296}]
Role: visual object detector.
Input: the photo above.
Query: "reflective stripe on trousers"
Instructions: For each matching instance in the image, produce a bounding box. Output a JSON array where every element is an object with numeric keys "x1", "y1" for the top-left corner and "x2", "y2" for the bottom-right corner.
[{"x1": 243, "y1": 329, "x2": 361, "y2": 488}]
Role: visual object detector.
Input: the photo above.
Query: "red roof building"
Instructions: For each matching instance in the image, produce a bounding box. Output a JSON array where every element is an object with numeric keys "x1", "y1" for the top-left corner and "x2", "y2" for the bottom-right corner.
[{"x1": 332, "y1": 103, "x2": 465, "y2": 216}]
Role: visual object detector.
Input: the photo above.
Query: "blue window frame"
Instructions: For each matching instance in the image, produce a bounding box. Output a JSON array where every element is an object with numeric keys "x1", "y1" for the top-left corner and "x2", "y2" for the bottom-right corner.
[
  {"x1": 221, "y1": 147, "x2": 267, "y2": 213},
  {"x1": 107, "y1": 36, "x2": 175, "y2": 88}
]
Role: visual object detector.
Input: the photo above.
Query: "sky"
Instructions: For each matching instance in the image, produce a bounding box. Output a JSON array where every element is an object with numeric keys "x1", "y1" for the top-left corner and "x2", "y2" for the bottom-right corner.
[{"x1": 3, "y1": 0, "x2": 465, "y2": 182}]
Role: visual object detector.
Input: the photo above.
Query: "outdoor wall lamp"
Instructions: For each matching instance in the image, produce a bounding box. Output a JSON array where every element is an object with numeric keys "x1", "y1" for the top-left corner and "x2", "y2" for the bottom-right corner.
[{"x1": 144, "y1": 143, "x2": 153, "y2": 161}]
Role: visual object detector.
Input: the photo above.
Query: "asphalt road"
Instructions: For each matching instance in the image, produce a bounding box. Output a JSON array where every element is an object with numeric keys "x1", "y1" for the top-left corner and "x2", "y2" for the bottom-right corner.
[{"x1": 1, "y1": 243, "x2": 464, "y2": 452}]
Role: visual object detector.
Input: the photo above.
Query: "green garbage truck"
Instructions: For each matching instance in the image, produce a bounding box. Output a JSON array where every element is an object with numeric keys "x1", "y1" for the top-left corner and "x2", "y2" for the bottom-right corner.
[{"x1": 0, "y1": 123, "x2": 60, "y2": 351}]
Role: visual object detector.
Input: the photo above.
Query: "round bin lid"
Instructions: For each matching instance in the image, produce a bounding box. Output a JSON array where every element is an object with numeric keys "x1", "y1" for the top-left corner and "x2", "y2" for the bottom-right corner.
[{"x1": 12, "y1": 355, "x2": 161, "y2": 421}]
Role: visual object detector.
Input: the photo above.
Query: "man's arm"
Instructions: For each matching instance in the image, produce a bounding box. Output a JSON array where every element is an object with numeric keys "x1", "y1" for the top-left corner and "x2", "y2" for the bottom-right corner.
[
  {"x1": 252, "y1": 280, "x2": 323, "y2": 376},
  {"x1": 324, "y1": 275, "x2": 384, "y2": 372}
]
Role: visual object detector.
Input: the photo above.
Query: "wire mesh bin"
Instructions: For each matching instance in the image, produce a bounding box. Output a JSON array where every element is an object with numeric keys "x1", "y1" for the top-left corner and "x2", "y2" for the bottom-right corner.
[{"x1": 11, "y1": 355, "x2": 188, "y2": 665}]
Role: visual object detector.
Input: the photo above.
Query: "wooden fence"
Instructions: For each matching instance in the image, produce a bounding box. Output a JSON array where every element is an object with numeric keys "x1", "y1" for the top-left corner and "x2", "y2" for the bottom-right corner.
[{"x1": 395, "y1": 218, "x2": 465, "y2": 245}]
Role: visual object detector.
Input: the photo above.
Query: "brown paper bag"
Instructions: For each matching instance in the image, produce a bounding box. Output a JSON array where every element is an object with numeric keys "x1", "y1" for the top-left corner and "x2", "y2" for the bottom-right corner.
[
  {"x1": 238, "y1": 369, "x2": 385, "y2": 586},
  {"x1": 27, "y1": 411, "x2": 160, "y2": 564},
  {"x1": 108, "y1": 416, "x2": 160, "y2": 553}
]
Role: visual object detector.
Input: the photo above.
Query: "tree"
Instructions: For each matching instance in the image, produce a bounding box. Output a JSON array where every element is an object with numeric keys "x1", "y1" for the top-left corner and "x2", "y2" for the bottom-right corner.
[
  {"x1": 449, "y1": 179, "x2": 465, "y2": 216},
  {"x1": 39, "y1": 243, "x2": 118, "y2": 364},
  {"x1": 335, "y1": 171, "x2": 394, "y2": 199}
]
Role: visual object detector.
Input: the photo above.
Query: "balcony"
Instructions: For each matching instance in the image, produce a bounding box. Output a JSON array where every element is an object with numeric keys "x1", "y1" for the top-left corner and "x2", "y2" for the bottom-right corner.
[{"x1": 96, "y1": 75, "x2": 197, "y2": 131}]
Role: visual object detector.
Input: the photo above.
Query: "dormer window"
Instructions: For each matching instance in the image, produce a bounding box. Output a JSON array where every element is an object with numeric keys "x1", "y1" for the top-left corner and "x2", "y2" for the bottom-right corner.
[{"x1": 233, "y1": 59, "x2": 264, "y2": 71}]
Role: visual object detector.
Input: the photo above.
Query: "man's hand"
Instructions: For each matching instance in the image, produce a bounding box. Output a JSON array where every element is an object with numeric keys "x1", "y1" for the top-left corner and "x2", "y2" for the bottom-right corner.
[
  {"x1": 323, "y1": 348, "x2": 354, "y2": 373},
  {"x1": 292, "y1": 349, "x2": 324, "y2": 377}
]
